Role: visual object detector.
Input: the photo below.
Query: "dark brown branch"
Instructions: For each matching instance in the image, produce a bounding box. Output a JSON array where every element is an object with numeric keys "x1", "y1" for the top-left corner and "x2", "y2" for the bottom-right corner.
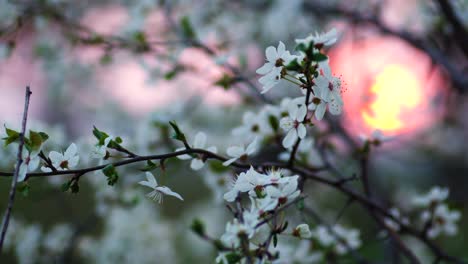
[
  {"x1": 436, "y1": 0, "x2": 468, "y2": 58},
  {"x1": 0, "y1": 86, "x2": 32, "y2": 252}
]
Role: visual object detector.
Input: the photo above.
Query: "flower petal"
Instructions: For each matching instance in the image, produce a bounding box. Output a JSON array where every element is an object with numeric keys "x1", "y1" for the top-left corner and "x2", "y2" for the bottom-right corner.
[
  {"x1": 191, "y1": 158, "x2": 205, "y2": 170},
  {"x1": 265, "y1": 46, "x2": 277, "y2": 62},
  {"x1": 64, "y1": 143, "x2": 77, "y2": 159},
  {"x1": 282, "y1": 129, "x2": 298, "y2": 148},
  {"x1": 156, "y1": 186, "x2": 184, "y2": 201}
]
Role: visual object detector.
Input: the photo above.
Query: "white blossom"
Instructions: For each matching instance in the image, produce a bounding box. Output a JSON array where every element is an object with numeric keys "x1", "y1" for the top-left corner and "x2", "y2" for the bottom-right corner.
[
  {"x1": 312, "y1": 225, "x2": 361, "y2": 255},
  {"x1": 138, "y1": 172, "x2": 183, "y2": 203},
  {"x1": 17, "y1": 150, "x2": 40, "y2": 182},
  {"x1": 223, "y1": 167, "x2": 269, "y2": 202},
  {"x1": 279, "y1": 102, "x2": 307, "y2": 148},
  {"x1": 256, "y1": 41, "x2": 296, "y2": 94},
  {"x1": 294, "y1": 224, "x2": 312, "y2": 239},
  {"x1": 313, "y1": 62, "x2": 343, "y2": 115},
  {"x1": 176, "y1": 132, "x2": 217, "y2": 170},
  {"x1": 295, "y1": 28, "x2": 338, "y2": 47},
  {"x1": 383, "y1": 208, "x2": 410, "y2": 232},
  {"x1": 412, "y1": 186, "x2": 449, "y2": 207},
  {"x1": 41, "y1": 143, "x2": 80, "y2": 172},
  {"x1": 223, "y1": 137, "x2": 258, "y2": 166},
  {"x1": 421, "y1": 204, "x2": 461, "y2": 238}
]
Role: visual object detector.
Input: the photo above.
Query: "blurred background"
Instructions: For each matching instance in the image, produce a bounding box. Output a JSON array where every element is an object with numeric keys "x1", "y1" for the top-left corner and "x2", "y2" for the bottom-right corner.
[{"x1": 0, "y1": 0, "x2": 467, "y2": 263}]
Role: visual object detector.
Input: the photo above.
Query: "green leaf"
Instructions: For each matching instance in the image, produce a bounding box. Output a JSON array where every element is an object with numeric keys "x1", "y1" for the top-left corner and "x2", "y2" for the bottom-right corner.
[
  {"x1": 99, "y1": 53, "x2": 112, "y2": 65},
  {"x1": 190, "y1": 218, "x2": 205, "y2": 236},
  {"x1": 102, "y1": 164, "x2": 119, "y2": 186},
  {"x1": 70, "y1": 180, "x2": 80, "y2": 193},
  {"x1": 29, "y1": 130, "x2": 48, "y2": 152},
  {"x1": 61, "y1": 181, "x2": 71, "y2": 192},
  {"x1": 114, "y1": 137, "x2": 123, "y2": 144},
  {"x1": 133, "y1": 31, "x2": 147, "y2": 44},
  {"x1": 312, "y1": 52, "x2": 328, "y2": 62},
  {"x1": 296, "y1": 198, "x2": 305, "y2": 211},
  {"x1": 140, "y1": 160, "x2": 159, "y2": 172},
  {"x1": 3, "y1": 126, "x2": 20, "y2": 146},
  {"x1": 214, "y1": 74, "x2": 235, "y2": 90},
  {"x1": 284, "y1": 58, "x2": 302, "y2": 72},
  {"x1": 180, "y1": 16, "x2": 196, "y2": 39},
  {"x1": 17, "y1": 182, "x2": 30, "y2": 197},
  {"x1": 92, "y1": 126, "x2": 110, "y2": 145},
  {"x1": 224, "y1": 253, "x2": 242, "y2": 264},
  {"x1": 268, "y1": 115, "x2": 279, "y2": 132},
  {"x1": 168, "y1": 121, "x2": 187, "y2": 143},
  {"x1": 209, "y1": 160, "x2": 229, "y2": 173},
  {"x1": 273, "y1": 234, "x2": 278, "y2": 247}
]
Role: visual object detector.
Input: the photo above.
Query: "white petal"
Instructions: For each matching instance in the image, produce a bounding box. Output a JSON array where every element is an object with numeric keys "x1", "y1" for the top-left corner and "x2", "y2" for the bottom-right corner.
[
  {"x1": 256, "y1": 63, "x2": 274, "y2": 75},
  {"x1": 224, "y1": 189, "x2": 239, "y2": 202},
  {"x1": 64, "y1": 143, "x2": 77, "y2": 159},
  {"x1": 287, "y1": 103, "x2": 298, "y2": 119},
  {"x1": 227, "y1": 146, "x2": 244, "y2": 157},
  {"x1": 48, "y1": 151, "x2": 63, "y2": 163},
  {"x1": 145, "y1": 172, "x2": 157, "y2": 186},
  {"x1": 193, "y1": 132, "x2": 207, "y2": 148},
  {"x1": 265, "y1": 46, "x2": 277, "y2": 62},
  {"x1": 207, "y1": 146, "x2": 217, "y2": 154},
  {"x1": 175, "y1": 147, "x2": 191, "y2": 160},
  {"x1": 156, "y1": 186, "x2": 184, "y2": 201},
  {"x1": 222, "y1": 158, "x2": 238, "y2": 167},
  {"x1": 296, "y1": 105, "x2": 307, "y2": 120},
  {"x1": 28, "y1": 156, "x2": 40, "y2": 171},
  {"x1": 297, "y1": 124, "x2": 307, "y2": 139},
  {"x1": 277, "y1": 41, "x2": 286, "y2": 56},
  {"x1": 191, "y1": 158, "x2": 204, "y2": 170},
  {"x1": 41, "y1": 166, "x2": 52, "y2": 173},
  {"x1": 282, "y1": 129, "x2": 298, "y2": 148},
  {"x1": 138, "y1": 181, "x2": 156, "y2": 189},
  {"x1": 68, "y1": 156, "x2": 79, "y2": 168},
  {"x1": 246, "y1": 137, "x2": 258, "y2": 155},
  {"x1": 314, "y1": 103, "x2": 327, "y2": 120},
  {"x1": 18, "y1": 164, "x2": 28, "y2": 182}
]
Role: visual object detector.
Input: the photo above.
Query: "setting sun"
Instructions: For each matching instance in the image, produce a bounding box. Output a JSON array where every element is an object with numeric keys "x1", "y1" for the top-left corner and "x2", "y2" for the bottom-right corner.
[{"x1": 362, "y1": 64, "x2": 422, "y2": 132}]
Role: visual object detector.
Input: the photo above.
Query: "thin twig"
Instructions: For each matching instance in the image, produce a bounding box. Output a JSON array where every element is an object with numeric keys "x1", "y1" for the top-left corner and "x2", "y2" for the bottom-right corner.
[{"x1": 0, "y1": 86, "x2": 32, "y2": 251}]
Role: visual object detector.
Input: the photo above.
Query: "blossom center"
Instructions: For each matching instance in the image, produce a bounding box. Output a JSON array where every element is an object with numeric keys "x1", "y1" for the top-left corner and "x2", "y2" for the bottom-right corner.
[{"x1": 60, "y1": 160, "x2": 69, "y2": 169}]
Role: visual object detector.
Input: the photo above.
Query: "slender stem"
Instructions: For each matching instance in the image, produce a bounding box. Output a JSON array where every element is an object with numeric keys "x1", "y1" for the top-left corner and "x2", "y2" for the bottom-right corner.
[{"x1": 0, "y1": 86, "x2": 32, "y2": 252}]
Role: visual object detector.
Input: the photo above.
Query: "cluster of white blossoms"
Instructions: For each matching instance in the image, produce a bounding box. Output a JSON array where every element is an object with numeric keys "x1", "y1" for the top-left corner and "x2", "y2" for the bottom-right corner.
[
  {"x1": 412, "y1": 186, "x2": 461, "y2": 238},
  {"x1": 311, "y1": 224, "x2": 362, "y2": 255},
  {"x1": 176, "y1": 131, "x2": 218, "y2": 170}
]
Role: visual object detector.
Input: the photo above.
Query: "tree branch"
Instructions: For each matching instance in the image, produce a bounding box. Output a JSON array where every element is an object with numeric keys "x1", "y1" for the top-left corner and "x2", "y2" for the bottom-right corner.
[{"x1": 0, "y1": 86, "x2": 32, "y2": 252}]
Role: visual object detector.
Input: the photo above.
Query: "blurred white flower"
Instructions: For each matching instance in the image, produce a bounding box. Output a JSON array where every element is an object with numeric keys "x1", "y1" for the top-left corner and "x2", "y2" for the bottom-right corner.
[
  {"x1": 223, "y1": 137, "x2": 258, "y2": 166},
  {"x1": 138, "y1": 172, "x2": 183, "y2": 203},
  {"x1": 17, "y1": 150, "x2": 40, "y2": 182},
  {"x1": 176, "y1": 132, "x2": 217, "y2": 170},
  {"x1": 294, "y1": 224, "x2": 312, "y2": 239},
  {"x1": 312, "y1": 225, "x2": 361, "y2": 255},
  {"x1": 412, "y1": 186, "x2": 449, "y2": 207},
  {"x1": 421, "y1": 204, "x2": 461, "y2": 238},
  {"x1": 314, "y1": 62, "x2": 343, "y2": 115},
  {"x1": 280, "y1": 102, "x2": 307, "y2": 148},
  {"x1": 91, "y1": 136, "x2": 113, "y2": 159},
  {"x1": 263, "y1": 175, "x2": 301, "y2": 211},
  {"x1": 295, "y1": 28, "x2": 338, "y2": 47},
  {"x1": 256, "y1": 41, "x2": 296, "y2": 94},
  {"x1": 41, "y1": 143, "x2": 80, "y2": 172},
  {"x1": 223, "y1": 167, "x2": 269, "y2": 202},
  {"x1": 383, "y1": 208, "x2": 410, "y2": 232}
]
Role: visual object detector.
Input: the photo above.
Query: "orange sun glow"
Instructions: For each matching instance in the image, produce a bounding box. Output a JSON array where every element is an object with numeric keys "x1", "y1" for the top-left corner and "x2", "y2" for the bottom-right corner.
[
  {"x1": 329, "y1": 35, "x2": 445, "y2": 137},
  {"x1": 362, "y1": 64, "x2": 422, "y2": 132}
]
